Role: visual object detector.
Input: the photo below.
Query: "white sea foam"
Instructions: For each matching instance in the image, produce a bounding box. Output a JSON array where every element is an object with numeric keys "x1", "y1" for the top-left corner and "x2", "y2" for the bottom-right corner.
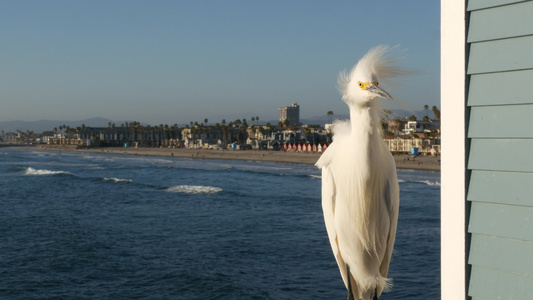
[
  {"x1": 31, "y1": 151, "x2": 55, "y2": 157},
  {"x1": 103, "y1": 177, "x2": 132, "y2": 183},
  {"x1": 398, "y1": 179, "x2": 440, "y2": 186},
  {"x1": 419, "y1": 180, "x2": 441, "y2": 186},
  {"x1": 25, "y1": 167, "x2": 69, "y2": 176},
  {"x1": 166, "y1": 185, "x2": 223, "y2": 194},
  {"x1": 309, "y1": 175, "x2": 322, "y2": 179}
]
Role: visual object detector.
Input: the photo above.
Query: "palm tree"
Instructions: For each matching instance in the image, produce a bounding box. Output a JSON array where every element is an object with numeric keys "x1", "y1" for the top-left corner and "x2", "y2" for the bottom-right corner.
[
  {"x1": 327, "y1": 111, "x2": 334, "y2": 123},
  {"x1": 424, "y1": 105, "x2": 429, "y2": 118},
  {"x1": 432, "y1": 106, "x2": 440, "y2": 120},
  {"x1": 137, "y1": 124, "x2": 144, "y2": 146},
  {"x1": 408, "y1": 115, "x2": 417, "y2": 121},
  {"x1": 221, "y1": 125, "x2": 228, "y2": 147},
  {"x1": 171, "y1": 124, "x2": 179, "y2": 141},
  {"x1": 432, "y1": 105, "x2": 441, "y2": 129},
  {"x1": 239, "y1": 124, "x2": 247, "y2": 143},
  {"x1": 249, "y1": 125, "x2": 256, "y2": 139}
]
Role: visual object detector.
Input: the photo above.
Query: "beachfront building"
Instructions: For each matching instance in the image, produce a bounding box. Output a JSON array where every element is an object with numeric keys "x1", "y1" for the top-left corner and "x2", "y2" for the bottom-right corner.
[
  {"x1": 402, "y1": 120, "x2": 439, "y2": 135},
  {"x1": 387, "y1": 120, "x2": 405, "y2": 136},
  {"x1": 279, "y1": 103, "x2": 300, "y2": 126},
  {"x1": 181, "y1": 127, "x2": 223, "y2": 149},
  {"x1": 442, "y1": 1, "x2": 533, "y2": 299},
  {"x1": 384, "y1": 137, "x2": 440, "y2": 156},
  {"x1": 59, "y1": 125, "x2": 183, "y2": 148}
]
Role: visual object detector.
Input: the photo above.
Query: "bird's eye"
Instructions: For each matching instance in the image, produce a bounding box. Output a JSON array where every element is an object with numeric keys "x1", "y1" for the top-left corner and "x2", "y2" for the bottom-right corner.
[
  {"x1": 358, "y1": 81, "x2": 363, "y2": 87},
  {"x1": 375, "y1": 81, "x2": 379, "y2": 86}
]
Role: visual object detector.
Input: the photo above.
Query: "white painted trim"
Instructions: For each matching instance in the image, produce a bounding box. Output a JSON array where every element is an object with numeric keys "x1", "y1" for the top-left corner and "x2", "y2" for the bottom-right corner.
[{"x1": 441, "y1": 0, "x2": 467, "y2": 299}]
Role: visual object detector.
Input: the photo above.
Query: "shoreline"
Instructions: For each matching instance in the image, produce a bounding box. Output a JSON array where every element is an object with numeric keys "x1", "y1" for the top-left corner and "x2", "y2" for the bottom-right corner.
[{"x1": 24, "y1": 145, "x2": 440, "y2": 171}]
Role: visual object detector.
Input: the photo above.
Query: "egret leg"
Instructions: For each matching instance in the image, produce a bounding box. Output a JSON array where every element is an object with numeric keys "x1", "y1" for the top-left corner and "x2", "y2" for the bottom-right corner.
[
  {"x1": 373, "y1": 288, "x2": 378, "y2": 300},
  {"x1": 346, "y1": 264, "x2": 354, "y2": 300}
]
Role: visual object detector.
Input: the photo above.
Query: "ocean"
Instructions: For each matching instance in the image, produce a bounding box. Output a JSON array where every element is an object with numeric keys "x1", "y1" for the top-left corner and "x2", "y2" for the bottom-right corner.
[{"x1": 0, "y1": 148, "x2": 440, "y2": 299}]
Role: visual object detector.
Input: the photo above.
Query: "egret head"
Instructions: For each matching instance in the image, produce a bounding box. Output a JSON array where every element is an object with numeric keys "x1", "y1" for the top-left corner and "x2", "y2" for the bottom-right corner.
[{"x1": 339, "y1": 45, "x2": 407, "y2": 106}]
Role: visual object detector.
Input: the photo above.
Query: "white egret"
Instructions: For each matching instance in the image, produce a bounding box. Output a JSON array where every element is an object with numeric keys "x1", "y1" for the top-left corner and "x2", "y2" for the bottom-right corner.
[{"x1": 316, "y1": 46, "x2": 404, "y2": 300}]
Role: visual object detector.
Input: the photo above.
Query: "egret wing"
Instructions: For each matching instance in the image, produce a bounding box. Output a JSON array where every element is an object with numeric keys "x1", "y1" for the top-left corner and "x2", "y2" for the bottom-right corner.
[
  {"x1": 379, "y1": 174, "x2": 400, "y2": 281},
  {"x1": 320, "y1": 163, "x2": 351, "y2": 290}
]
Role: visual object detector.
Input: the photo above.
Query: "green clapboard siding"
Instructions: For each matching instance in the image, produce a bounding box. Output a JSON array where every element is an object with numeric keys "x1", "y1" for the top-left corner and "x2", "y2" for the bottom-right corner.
[
  {"x1": 468, "y1": 170, "x2": 533, "y2": 207},
  {"x1": 468, "y1": 105, "x2": 533, "y2": 138},
  {"x1": 468, "y1": 35, "x2": 533, "y2": 74},
  {"x1": 469, "y1": 202, "x2": 533, "y2": 240},
  {"x1": 469, "y1": 265, "x2": 533, "y2": 299},
  {"x1": 468, "y1": 69, "x2": 533, "y2": 106},
  {"x1": 468, "y1": 1, "x2": 533, "y2": 42},
  {"x1": 468, "y1": 139, "x2": 533, "y2": 172},
  {"x1": 467, "y1": 1, "x2": 533, "y2": 298},
  {"x1": 469, "y1": 234, "x2": 533, "y2": 276},
  {"x1": 468, "y1": 0, "x2": 528, "y2": 11}
]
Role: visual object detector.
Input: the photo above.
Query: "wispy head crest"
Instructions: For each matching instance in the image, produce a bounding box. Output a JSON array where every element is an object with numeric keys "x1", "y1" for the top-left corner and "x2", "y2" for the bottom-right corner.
[{"x1": 338, "y1": 45, "x2": 411, "y2": 96}]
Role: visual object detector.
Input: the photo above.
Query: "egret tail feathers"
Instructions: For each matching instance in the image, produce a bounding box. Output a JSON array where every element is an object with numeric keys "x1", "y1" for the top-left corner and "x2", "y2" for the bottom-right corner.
[{"x1": 347, "y1": 272, "x2": 391, "y2": 300}]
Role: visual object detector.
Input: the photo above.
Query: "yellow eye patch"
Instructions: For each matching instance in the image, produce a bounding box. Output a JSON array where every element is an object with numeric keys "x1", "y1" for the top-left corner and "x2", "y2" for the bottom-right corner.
[{"x1": 358, "y1": 81, "x2": 379, "y2": 90}]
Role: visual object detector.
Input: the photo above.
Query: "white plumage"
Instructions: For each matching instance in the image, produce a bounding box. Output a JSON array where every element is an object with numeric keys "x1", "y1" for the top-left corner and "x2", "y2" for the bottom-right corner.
[{"x1": 315, "y1": 46, "x2": 404, "y2": 300}]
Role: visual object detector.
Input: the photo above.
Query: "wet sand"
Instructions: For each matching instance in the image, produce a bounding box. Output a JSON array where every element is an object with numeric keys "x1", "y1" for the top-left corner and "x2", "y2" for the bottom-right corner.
[{"x1": 32, "y1": 145, "x2": 440, "y2": 171}]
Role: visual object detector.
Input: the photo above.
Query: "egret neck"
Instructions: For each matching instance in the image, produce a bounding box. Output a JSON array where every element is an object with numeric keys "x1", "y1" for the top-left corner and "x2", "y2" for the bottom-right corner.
[{"x1": 349, "y1": 102, "x2": 381, "y2": 139}]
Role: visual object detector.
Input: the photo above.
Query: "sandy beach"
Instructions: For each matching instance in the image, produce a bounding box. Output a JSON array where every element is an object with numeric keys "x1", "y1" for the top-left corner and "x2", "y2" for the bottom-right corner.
[{"x1": 29, "y1": 145, "x2": 440, "y2": 171}]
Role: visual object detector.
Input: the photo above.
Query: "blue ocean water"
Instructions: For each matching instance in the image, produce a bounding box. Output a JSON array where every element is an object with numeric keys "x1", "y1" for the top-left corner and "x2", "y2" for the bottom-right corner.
[{"x1": 0, "y1": 149, "x2": 440, "y2": 299}]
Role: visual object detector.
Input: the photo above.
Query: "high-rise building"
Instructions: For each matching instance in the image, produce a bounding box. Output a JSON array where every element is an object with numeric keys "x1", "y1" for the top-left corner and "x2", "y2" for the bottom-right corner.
[{"x1": 279, "y1": 103, "x2": 300, "y2": 126}]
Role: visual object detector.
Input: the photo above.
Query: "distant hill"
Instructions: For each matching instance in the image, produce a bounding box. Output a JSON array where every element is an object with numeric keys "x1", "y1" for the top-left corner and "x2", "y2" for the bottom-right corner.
[
  {"x1": 0, "y1": 109, "x2": 434, "y2": 133},
  {"x1": 0, "y1": 118, "x2": 120, "y2": 133},
  {"x1": 300, "y1": 109, "x2": 430, "y2": 126}
]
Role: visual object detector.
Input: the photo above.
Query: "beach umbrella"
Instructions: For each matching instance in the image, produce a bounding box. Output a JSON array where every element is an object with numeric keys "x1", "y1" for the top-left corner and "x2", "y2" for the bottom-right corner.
[
  {"x1": 318, "y1": 144, "x2": 323, "y2": 153},
  {"x1": 313, "y1": 144, "x2": 318, "y2": 152},
  {"x1": 298, "y1": 144, "x2": 302, "y2": 151},
  {"x1": 323, "y1": 143, "x2": 328, "y2": 150}
]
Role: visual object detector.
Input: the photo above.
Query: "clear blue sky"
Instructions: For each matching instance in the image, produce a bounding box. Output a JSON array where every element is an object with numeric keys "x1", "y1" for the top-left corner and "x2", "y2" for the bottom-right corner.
[{"x1": 0, "y1": 0, "x2": 440, "y2": 125}]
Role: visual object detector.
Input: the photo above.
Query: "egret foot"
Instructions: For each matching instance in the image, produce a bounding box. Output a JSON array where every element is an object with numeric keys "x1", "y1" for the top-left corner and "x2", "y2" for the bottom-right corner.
[
  {"x1": 347, "y1": 290, "x2": 354, "y2": 300},
  {"x1": 346, "y1": 264, "x2": 354, "y2": 300}
]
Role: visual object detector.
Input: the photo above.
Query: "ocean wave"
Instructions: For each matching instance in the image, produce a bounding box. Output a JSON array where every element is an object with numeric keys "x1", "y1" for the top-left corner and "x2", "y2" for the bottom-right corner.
[
  {"x1": 309, "y1": 175, "x2": 322, "y2": 179},
  {"x1": 166, "y1": 185, "x2": 223, "y2": 194},
  {"x1": 24, "y1": 167, "x2": 70, "y2": 176},
  {"x1": 103, "y1": 177, "x2": 132, "y2": 183},
  {"x1": 398, "y1": 179, "x2": 441, "y2": 186},
  {"x1": 419, "y1": 180, "x2": 441, "y2": 186},
  {"x1": 31, "y1": 151, "x2": 56, "y2": 157}
]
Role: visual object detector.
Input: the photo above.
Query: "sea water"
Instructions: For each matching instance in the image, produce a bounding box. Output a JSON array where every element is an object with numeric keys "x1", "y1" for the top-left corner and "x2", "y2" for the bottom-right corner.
[{"x1": 0, "y1": 149, "x2": 440, "y2": 299}]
